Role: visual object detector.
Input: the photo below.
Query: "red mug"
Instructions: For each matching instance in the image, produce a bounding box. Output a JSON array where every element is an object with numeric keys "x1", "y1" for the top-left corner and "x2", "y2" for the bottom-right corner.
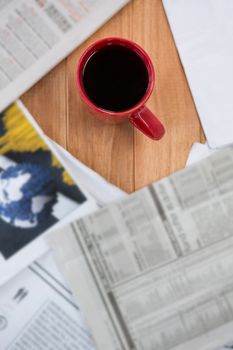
[{"x1": 76, "y1": 37, "x2": 165, "y2": 140}]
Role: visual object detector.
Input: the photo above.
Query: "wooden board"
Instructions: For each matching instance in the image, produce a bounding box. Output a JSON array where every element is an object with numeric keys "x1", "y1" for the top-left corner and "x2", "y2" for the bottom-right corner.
[{"x1": 22, "y1": 0, "x2": 204, "y2": 193}]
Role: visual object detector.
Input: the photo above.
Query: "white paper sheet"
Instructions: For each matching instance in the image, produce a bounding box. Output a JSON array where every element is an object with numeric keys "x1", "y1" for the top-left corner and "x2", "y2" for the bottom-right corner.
[
  {"x1": 52, "y1": 141, "x2": 127, "y2": 207},
  {"x1": 163, "y1": 0, "x2": 233, "y2": 149},
  {"x1": 0, "y1": 0, "x2": 129, "y2": 112},
  {"x1": 186, "y1": 142, "x2": 216, "y2": 166}
]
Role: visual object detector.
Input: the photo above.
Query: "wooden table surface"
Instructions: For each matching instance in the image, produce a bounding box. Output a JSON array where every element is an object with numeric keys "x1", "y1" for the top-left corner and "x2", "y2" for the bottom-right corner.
[{"x1": 21, "y1": 0, "x2": 205, "y2": 194}]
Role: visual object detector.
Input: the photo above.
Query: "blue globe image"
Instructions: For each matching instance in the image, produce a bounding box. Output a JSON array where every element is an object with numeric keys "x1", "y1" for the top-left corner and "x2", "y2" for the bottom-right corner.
[{"x1": 0, "y1": 163, "x2": 57, "y2": 228}]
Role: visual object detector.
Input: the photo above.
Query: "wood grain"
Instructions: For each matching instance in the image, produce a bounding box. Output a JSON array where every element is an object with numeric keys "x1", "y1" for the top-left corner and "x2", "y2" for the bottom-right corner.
[
  {"x1": 22, "y1": 60, "x2": 68, "y2": 148},
  {"x1": 22, "y1": 0, "x2": 204, "y2": 194},
  {"x1": 133, "y1": 0, "x2": 202, "y2": 189}
]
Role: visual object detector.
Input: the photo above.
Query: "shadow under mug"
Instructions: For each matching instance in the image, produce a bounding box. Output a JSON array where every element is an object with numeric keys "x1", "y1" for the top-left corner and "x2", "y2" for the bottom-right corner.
[{"x1": 76, "y1": 37, "x2": 165, "y2": 140}]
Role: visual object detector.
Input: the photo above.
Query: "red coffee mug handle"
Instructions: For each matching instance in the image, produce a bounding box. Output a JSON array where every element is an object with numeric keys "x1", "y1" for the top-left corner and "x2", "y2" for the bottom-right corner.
[{"x1": 130, "y1": 106, "x2": 165, "y2": 140}]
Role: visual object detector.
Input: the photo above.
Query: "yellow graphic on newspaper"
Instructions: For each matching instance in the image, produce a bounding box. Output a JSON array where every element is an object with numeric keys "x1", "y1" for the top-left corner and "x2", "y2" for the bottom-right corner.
[
  {"x1": 0, "y1": 103, "x2": 86, "y2": 260},
  {"x1": 0, "y1": 104, "x2": 74, "y2": 185}
]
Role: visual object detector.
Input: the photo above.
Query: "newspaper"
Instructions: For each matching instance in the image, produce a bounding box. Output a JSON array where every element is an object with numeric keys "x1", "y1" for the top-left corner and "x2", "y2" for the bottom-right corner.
[
  {"x1": 0, "y1": 100, "x2": 97, "y2": 286},
  {"x1": 0, "y1": 152, "x2": 126, "y2": 349},
  {"x1": 0, "y1": 0, "x2": 129, "y2": 112},
  {"x1": 49, "y1": 145, "x2": 233, "y2": 350},
  {"x1": 0, "y1": 251, "x2": 96, "y2": 350}
]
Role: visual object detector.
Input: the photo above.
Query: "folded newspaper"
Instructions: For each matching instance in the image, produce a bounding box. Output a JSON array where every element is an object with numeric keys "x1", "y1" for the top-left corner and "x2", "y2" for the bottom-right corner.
[
  {"x1": 0, "y1": 251, "x2": 96, "y2": 350},
  {"x1": 49, "y1": 145, "x2": 233, "y2": 350},
  {"x1": 0, "y1": 0, "x2": 129, "y2": 112}
]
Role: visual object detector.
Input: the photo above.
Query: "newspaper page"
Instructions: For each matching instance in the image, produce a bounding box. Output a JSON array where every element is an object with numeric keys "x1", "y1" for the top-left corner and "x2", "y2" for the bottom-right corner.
[
  {"x1": 0, "y1": 137, "x2": 124, "y2": 349},
  {"x1": 0, "y1": 251, "x2": 96, "y2": 350},
  {"x1": 0, "y1": 0, "x2": 129, "y2": 112},
  {"x1": 49, "y1": 146, "x2": 233, "y2": 350},
  {"x1": 0, "y1": 100, "x2": 97, "y2": 286}
]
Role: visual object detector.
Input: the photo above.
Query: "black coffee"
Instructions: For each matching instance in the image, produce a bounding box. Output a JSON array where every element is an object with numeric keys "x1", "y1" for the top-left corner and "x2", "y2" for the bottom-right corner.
[{"x1": 82, "y1": 44, "x2": 149, "y2": 112}]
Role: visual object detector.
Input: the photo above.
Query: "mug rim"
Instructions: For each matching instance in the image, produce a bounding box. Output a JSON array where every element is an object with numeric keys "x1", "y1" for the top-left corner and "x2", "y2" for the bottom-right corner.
[{"x1": 76, "y1": 37, "x2": 155, "y2": 116}]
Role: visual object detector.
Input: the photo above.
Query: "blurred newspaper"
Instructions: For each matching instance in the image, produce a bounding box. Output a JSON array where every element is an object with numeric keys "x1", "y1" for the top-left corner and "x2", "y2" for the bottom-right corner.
[
  {"x1": 0, "y1": 136, "x2": 126, "y2": 349},
  {"x1": 0, "y1": 0, "x2": 129, "y2": 112},
  {"x1": 0, "y1": 251, "x2": 96, "y2": 350},
  {"x1": 49, "y1": 145, "x2": 233, "y2": 350}
]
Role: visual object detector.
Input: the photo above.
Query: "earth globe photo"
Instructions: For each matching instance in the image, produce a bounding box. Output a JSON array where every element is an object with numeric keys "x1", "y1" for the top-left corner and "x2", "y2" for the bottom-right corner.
[{"x1": 0, "y1": 163, "x2": 57, "y2": 228}]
